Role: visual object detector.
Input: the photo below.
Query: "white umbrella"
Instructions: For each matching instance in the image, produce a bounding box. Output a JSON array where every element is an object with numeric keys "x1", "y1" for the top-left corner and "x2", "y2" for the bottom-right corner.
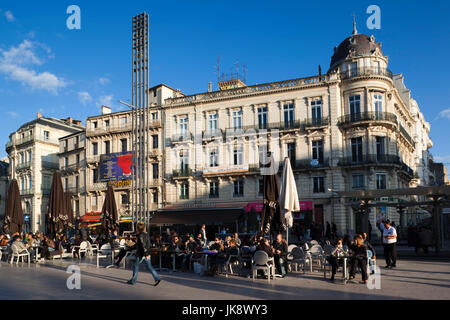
[{"x1": 279, "y1": 157, "x2": 300, "y2": 243}]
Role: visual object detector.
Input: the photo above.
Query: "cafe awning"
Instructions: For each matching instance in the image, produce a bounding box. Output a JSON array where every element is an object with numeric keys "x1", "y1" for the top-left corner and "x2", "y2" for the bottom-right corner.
[{"x1": 151, "y1": 203, "x2": 246, "y2": 226}]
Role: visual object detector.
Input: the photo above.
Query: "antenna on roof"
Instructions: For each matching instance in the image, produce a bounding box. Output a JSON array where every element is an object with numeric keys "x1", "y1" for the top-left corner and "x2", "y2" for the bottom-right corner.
[
  {"x1": 243, "y1": 64, "x2": 247, "y2": 83},
  {"x1": 217, "y1": 56, "x2": 220, "y2": 83}
]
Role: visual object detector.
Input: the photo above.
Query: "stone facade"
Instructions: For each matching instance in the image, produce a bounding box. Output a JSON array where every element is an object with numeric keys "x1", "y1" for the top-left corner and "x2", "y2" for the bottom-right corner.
[{"x1": 162, "y1": 30, "x2": 432, "y2": 237}]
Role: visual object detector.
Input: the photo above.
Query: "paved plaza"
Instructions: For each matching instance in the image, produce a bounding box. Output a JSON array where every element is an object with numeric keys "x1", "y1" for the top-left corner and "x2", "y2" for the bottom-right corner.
[{"x1": 1, "y1": 257, "x2": 449, "y2": 300}]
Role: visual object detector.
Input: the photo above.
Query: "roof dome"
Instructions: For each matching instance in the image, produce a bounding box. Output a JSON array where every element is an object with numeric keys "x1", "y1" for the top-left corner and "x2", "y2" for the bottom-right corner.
[{"x1": 329, "y1": 33, "x2": 383, "y2": 72}]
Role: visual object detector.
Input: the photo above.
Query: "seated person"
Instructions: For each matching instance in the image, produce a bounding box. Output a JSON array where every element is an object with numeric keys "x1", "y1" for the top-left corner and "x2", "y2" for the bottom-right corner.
[
  {"x1": 209, "y1": 237, "x2": 223, "y2": 251},
  {"x1": 362, "y1": 232, "x2": 376, "y2": 274},
  {"x1": 233, "y1": 233, "x2": 242, "y2": 247},
  {"x1": 254, "y1": 238, "x2": 274, "y2": 278},
  {"x1": 11, "y1": 236, "x2": 31, "y2": 261},
  {"x1": 272, "y1": 233, "x2": 288, "y2": 277},
  {"x1": 327, "y1": 237, "x2": 347, "y2": 282},
  {"x1": 348, "y1": 235, "x2": 368, "y2": 283},
  {"x1": 168, "y1": 235, "x2": 186, "y2": 269},
  {"x1": 114, "y1": 236, "x2": 136, "y2": 267},
  {"x1": 182, "y1": 235, "x2": 199, "y2": 270}
]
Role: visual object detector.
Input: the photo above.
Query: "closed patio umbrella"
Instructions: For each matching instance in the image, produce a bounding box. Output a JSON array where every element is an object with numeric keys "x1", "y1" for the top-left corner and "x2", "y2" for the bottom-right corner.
[
  {"x1": 63, "y1": 191, "x2": 74, "y2": 231},
  {"x1": 101, "y1": 185, "x2": 118, "y2": 233},
  {"x1": 2, "y1": 180, "x2": 24, "y2": 235},
  {"x1": 47, "y1": 171, "x2": 67, "y2": 236},
  {"x1": 279, "y1": 157, "x2": 300, "y2": 243},
  {"x1": 261, "y1": 156, "x2": 286, "y2": 236}
]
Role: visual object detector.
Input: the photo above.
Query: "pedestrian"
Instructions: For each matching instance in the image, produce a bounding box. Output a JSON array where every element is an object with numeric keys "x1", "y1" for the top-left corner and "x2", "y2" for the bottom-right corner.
[
  {"x1": 201, "y1": 224, "x2": 207, "y2": 246},
  {"x1": 325, "y1": 222, "x2": 331, "y2": 240},
  {"x1": 127, "y1": 223, "x2": 161, "y2": 286},
  {"x1": 379, "y1": 219, "x2": 397, "y2": 269}
]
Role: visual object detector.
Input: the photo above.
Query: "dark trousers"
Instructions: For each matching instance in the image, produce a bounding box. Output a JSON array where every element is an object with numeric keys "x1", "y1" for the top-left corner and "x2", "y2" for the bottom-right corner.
[
  {"x1": 328, "y1": 256, "x2": 343, "y2": 278},
  {"x1": 349, "y1": 256, "x2": 368, "y2": 281},
  {"x1": 274, "y1": 255, "x2": 287, "y2": 276},
  {"x1": 115, "y1": 248, "x2": 132, "y2": 264},
  {"x1": 383, "y1": 243, "x2": 397, "y2": 267}
]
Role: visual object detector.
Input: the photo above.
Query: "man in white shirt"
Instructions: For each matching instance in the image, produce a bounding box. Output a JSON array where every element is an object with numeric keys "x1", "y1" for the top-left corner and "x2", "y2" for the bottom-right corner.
[
  {"x1": 379, "y1": 219, "x2": 397, "y2": 268},
  {"x1": 201, "y1": 224, "x2": 207, "y2": 248}
]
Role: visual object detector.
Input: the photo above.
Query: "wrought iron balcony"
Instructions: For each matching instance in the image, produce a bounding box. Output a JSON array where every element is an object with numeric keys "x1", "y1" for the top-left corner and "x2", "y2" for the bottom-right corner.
[
  {"x1": 399, "y1": 124, "x2": 415, "y2": 148},
  {"x1": 338, "y1": 112, "x2": 397, "y2": 127},
  {"x1": 16, "y1": 162, "x2": 31, "y2": 171},
  {"x1": 304, "y1": 116, "x2": 330, "y2": 128},
  {"x1": 42, "y1": 161, "x2": 59, "y2": 170},
  {"x1": 172, "y1": 168, "x2": 193, "y2": 178},
  {"x1": 338, "y1": 154, "x2": 402, "y2": 167},
  {"x1": 340, "y1": 67, "x2": 393, "y2": 80}
]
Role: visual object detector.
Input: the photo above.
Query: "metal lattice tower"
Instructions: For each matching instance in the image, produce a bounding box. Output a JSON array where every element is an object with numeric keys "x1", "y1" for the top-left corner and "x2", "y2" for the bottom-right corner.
[{"x1": 132, "y1": 12, "x2": 150, "y2": 227}]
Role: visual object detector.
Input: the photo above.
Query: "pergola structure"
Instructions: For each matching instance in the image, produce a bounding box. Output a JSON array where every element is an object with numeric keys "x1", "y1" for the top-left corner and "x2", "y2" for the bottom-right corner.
[{"x1": 335, "y1": 185, "x2": 450, "y2": 253}]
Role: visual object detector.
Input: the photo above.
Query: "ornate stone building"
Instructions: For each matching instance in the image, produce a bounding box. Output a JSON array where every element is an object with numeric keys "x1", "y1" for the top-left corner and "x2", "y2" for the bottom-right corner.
[
  {"x1": 161, "y1": 26, "x2": 432, "y2": 237},
  {"x1": 6, "y1": 114, "x2": 84, "y2": 232}
]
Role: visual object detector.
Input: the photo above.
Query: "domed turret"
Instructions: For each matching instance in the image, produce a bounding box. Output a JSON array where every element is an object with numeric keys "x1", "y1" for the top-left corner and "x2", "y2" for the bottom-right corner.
[{"x1": 329, "y1": 20, "x2": 385, "y2": 73}]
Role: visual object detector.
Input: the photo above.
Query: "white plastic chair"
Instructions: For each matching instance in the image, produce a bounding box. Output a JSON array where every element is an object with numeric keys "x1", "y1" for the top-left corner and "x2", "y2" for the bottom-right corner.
[
  {"x1": 97, "y1": 243, "x2": 113, "y2": 268},
  {"x1": 251, "y1": 251, "x2": 275, "y2": 282},
  {"x1": 309, "y1": 245, "x2": 325, "y2": 271},
  {"x1": 10, "y1": 245, "x2": 30, "y2": 265},
  {"x1": 72, "y1": 241, "x2": 89, "y2": 259},
  {"x1": 289, "y1": 247, "x2": 309, "y2": 273}
]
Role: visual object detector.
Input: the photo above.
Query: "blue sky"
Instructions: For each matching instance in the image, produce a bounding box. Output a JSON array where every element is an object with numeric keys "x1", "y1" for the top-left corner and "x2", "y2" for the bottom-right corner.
[{"x1": 0, "y1": 0, "x2": 449, "y2": 174}]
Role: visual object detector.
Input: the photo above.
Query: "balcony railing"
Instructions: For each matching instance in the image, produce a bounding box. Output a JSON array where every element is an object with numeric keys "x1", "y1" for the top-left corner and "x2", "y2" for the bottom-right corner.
[
  {"x1": 86, "y1": 123, "x2": 133, "y2": 136},
  {"x1": 399, "y1": 124, "x2": 415, "y2": 147},
  {"x1": 340, "y1": 67, "x2": 393, "y2": 80},
  {"x1": 6, "y1": 134, "x2": 59, "y2": 149},
  {"x1": 61, "y1": 162, "x2": 84, "y2": 173},
  {"x1": 172, "y1": 168, "x2": 193, "y2": 178},
  {"x1": 16, "y1": 162, "x2": 31, "y2": 171},
  {"x1": 169, "y1": 133, "x2": 194, "y2": 143},
  {"x1": 338, "y1": 112, "x2": 397, "y2": 127},
  {"x1": 338, "y1": 154, "x2": 402, "y2": 167},
  {"x1": 304, "y1": 116, "x2": 330, "y2": 128},
  {"x1": 65, "y1": 186, "x2": 86, "y2": 194},
  {"x1": 20, "y1": 189, "x2": 33, "y2": 196},
  {"x1": 42, "y1": 161, "x2": 59, "y2": 169},
  {"x1": 166, "y1": 74, "x2": 329, "y2": 106}
]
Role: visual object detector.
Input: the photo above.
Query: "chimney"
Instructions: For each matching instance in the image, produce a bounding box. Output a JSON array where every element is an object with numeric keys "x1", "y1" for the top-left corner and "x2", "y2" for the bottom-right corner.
[
  {"x1": 208, "y1": 82, "x2": 212, "y2": 92},
  {"x1": 37, "y1": 112, "x2": 42, "y2": 119},
  {"x1": 67, "y1": 117, "x2": 73, "y2": 123},
  {"x1": 101, "y1": 105, "x2": 112, "y2": 115}
]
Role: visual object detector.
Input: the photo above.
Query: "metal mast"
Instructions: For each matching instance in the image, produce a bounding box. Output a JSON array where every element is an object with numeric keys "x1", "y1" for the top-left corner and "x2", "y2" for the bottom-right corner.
[{"x1": 132, "y1": 12, "x2": 150, "y2": 228}]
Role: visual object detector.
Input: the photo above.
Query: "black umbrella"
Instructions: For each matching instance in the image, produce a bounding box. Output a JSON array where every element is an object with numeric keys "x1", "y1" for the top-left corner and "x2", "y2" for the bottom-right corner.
[
  {"x1": 260, "y1": 159, "x2": 286, "y2": 236},
  {"x1": 47, "y1": 171, "x2": 67, "y2": 236},
  {"x1": 63, "y1": 191, "x2": 74, "y2": 230},
  {"x1": 2, "y1": 179, "x2": 24, "y2": 235},
  {"x1": 101, "y1": 185, "x2": 118, "y2": 233}
]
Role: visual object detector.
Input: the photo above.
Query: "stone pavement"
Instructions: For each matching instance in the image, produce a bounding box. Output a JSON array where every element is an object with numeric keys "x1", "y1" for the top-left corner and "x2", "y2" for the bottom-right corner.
[{"x1": 0, "y1": 257, "x2": 449, "y2": 300}]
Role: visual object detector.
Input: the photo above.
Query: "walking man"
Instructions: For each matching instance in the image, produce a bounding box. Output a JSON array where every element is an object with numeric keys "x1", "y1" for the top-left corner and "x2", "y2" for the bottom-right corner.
[
  {"x1": 127, "y1": 223, "x2": 161, "y2": 286},
  {"x1": 379, "y1": 219, "x2": 397, "y2": 269}
]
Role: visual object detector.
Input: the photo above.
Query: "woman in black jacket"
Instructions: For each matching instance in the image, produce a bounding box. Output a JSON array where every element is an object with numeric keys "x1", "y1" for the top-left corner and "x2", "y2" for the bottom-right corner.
[{"x1": 348, "y1": 235, "x2": 368, "y2": 283}]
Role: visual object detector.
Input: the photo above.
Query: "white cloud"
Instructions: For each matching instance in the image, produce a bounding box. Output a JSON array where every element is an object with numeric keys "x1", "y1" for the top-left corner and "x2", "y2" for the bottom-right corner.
[
  {"x1": 438, "y1": 108, "x2": 450, "y2": 120},
  {"x1": 434, "y1": 155, "x2": 450, "y2": 163},
  {"x1": 78, "y1": 91, "x2": 92, "y2": 106},
  {"x1": 6, "y1": 111, "x2": 20, "y2": 119},
  {"x1": 4, "y1": 10, "x2": 14, "y2": 22},
  {"x1": 98, "y1": 95, "x2": 114, "y2": 108},
  {"x1": 0, "y1": 40, "x2": 66, "y2": 94},
  {"x1": 98, "y1": 77, "x2": 110, "y2": 85}
]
